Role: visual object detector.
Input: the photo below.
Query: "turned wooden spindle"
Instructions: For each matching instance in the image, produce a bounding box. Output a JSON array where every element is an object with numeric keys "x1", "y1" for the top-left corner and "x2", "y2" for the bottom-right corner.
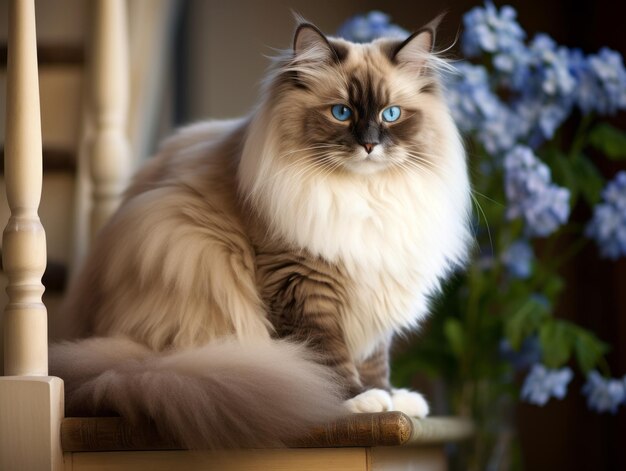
[
  {"x1": 2, "y1": 0, "x2": 48, "y2": 376},
  {"x1": 88, "y1": 0, "x2": 131, "y2": 238}
]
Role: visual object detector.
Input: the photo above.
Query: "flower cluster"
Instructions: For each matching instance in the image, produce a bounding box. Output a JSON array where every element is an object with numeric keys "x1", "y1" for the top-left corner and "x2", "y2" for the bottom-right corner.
[
  {"x1": 445, "y1": 62, "x2": 518, "y2": 153},
  {"x1": 461, "y1": 2, "x2": 524, "y2": 58},
  {"x1": 453, "y1": 2, "x2": 626, "y2": 151},
  {"x1": 336, "y1": 11, "x2": 408, "y2": 44},
  {"x1": 504, "y1": 146, "x2": 570, "y2": 237},
  {"x1": 521, "y1": 364, "x2": 573, "y2": 406},
  {"x1": 586, "y1": 171, "x2": 626, "y2": 259},
  {"x1": 571, "y1": 48, "x2": 626, "y2": 115},
  {"x1": 583, "y1": 371, "x2": 626, "y2": 413}
]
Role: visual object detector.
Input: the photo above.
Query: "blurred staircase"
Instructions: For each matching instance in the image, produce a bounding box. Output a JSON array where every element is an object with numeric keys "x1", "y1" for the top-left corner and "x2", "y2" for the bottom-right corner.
[
  {"x1": 0, "y1": 0, "x2": 88, "y2": 342},
  {"x1": 0, "y1": 0, "x2": 180, "y2": 351}
]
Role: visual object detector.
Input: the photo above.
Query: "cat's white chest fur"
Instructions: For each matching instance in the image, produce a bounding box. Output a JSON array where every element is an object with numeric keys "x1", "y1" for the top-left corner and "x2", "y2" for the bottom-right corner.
[{"x1": 291, "y1": 173, "x2": 469, "y2": 361}]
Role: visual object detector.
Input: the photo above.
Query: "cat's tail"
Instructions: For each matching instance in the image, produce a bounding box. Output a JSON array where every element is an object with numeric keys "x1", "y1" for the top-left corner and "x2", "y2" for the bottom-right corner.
[{"x1": 49, "y1": 337, "x2": 347, "y2": 449}]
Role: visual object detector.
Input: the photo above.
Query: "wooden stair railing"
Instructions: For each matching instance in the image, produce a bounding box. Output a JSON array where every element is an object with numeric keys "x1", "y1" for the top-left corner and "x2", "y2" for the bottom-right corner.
[{"x1": 0, "y1": 0, "x2": 65, "y2": 470}]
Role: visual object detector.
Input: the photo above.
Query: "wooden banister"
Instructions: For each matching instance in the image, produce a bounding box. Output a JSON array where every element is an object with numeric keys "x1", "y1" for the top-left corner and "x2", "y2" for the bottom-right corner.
[
  {"x1": 1, "y1": 2, "x2": 64, "y2": 470},
  {"x1": 2, "y1": 0, "x2": 48, "y2": 377},
  {"x1": 88, "y1": 0, "x2": 131, "y2": 239}
]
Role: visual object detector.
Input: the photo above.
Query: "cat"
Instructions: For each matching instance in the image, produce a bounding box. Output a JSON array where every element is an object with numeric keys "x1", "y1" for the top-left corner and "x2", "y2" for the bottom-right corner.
[{"x1": 50, "y1": 18, "x2": 472, "y2": 449}]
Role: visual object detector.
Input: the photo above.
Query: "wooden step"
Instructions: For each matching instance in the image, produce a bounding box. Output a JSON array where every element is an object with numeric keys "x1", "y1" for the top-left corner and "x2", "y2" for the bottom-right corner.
[
  {"x1": 0, "y1": 43, "x2": 84, "y2": 67},
  {"x1": 0, "y1": 148, "x2": 76, "y2": 173},
  {"x1": 61, "y1": 412, "x2": 474, "y2": 452}
]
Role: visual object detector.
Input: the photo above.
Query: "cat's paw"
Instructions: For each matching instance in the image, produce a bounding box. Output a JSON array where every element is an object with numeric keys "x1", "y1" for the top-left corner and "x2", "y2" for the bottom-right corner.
[
  {"x1": 390, "y1": 388, "x2": 429, "y2": 418},
  {"x1": 345, "y1": 388, "x2": 393, "y2": 413}
]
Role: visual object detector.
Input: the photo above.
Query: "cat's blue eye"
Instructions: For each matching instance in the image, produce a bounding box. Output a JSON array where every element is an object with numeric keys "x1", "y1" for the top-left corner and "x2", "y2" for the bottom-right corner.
[
  {"x1": 382, "y1": 106, "x2": 401, "y2": 123},
  {"x1": 331, "y1": 104, "x2": 352, "y2": 122}
]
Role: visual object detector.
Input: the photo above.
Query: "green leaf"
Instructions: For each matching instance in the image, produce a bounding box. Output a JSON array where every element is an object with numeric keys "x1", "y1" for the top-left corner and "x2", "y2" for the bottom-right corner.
[
  {"x1": 443, "y1": 318, "x2": 465, "y2": 358},
  {"x1": 574, "y1": 330, "x2": 610, "y2": 374},
  {"x1": 541, "y1": 149, "x2": 576, "y2": 192},
  {"x1": 539, "y1": 321, "x2": 574, "y2": 368},
  {"x1": 571, "y1": 154, "x2": 605, "y2": 206},
  {"x1": 504, "y1": 297, "x2": 549, "y2": 350},
  {"x1": 540, "y1": 273, "x2": 565, "y2": 304},
  {"x1": 588, "y1": 123, "x2": 626, "y2": 160}
]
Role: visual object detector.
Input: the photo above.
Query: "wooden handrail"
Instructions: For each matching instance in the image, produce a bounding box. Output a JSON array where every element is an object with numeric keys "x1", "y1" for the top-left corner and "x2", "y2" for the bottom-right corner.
[{"x1": 2, "y1": 0, "x2": 48, "y2": 376}]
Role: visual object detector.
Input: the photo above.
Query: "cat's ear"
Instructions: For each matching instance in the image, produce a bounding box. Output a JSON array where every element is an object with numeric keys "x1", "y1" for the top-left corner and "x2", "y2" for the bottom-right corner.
[
  {"x1": 293, "y1": 23, "x2": 342, "y2": 62},
  {"x1": 391, "y1": 13, "x2": 444, "y2": 73}
]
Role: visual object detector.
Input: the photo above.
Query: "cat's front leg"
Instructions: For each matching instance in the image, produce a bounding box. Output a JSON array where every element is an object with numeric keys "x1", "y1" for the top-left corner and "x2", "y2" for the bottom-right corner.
[
  {"x1": 293, "y1": 322, "x2": 396, "y2": 414},
  {"x1": 281, "y1": 303, "x2": 365, "y2": 398},
  {"x1": 344, "y1": 339, "x2": 394, "y2": 413},
  {"x1": 264, "y1": 268, "x2": 366, "y2": 399},
  {"x1": 355, "y1": 339, "x2": 429, "y2": 418},
  {"x1": 357, "y1": 339, "x2": 392, "y2": 390}
]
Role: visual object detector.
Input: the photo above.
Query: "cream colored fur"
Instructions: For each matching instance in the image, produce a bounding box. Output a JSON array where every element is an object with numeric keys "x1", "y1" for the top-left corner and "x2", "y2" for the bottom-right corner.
[{"x1": 53, "y1": 23, "x2": 472, "y2": 449}]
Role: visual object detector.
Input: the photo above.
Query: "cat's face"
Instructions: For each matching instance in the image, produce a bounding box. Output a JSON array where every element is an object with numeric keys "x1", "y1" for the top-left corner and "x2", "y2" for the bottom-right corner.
[{"x1": 268, "y1": 22, "x2": 443, "y2": 176}]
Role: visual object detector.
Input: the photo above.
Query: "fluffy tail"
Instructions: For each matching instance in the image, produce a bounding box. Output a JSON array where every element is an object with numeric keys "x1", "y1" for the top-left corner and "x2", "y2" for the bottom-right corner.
[{"x1": 50, "y1": 337, "x2": 346, "y2": 449}]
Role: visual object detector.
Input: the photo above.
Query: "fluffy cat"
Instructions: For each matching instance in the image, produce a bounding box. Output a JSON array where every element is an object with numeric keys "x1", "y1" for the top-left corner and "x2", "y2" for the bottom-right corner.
[{"x1": 50, "y1": 19, "x2": 472, "y2": 449}]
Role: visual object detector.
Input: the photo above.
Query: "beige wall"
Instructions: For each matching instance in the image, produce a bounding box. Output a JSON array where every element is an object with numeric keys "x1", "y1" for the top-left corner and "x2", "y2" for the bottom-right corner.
[
  {"x1": 183, "y1": 0, "x2": 365, "y2": 121},
  {"x1": 181, "y1": 0, "x2": 454, "y2": 122}
]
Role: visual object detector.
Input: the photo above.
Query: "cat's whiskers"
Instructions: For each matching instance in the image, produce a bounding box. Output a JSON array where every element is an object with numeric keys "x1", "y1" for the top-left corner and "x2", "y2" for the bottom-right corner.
[
  {"x1": 281, "y1": 154, "x2": 333, "y2": 184},
  {"x1": 294, "y1": 153, "x2": 342, "y2": 182},
  {"x1": 403, "y1": 152, "x2": 444, "y2": 173},
  {"x1": 316, "y1": 154, "x2": 345, "y2": 181},
  {"x1": 280, "y1": 143, "x2": 344, "y2": 157},
  {"x1": 256, "y1": 145, "x2": 344, "y2": 188},
  {"x1": 470, "y1": 192, "x2": 493, "y2": 252},
  {"x1": 392, "y1": 157, "x2": 439, "y2": 180},
  {"x1": 405, "y1": 149, "x2": 447, "y2": 167}
]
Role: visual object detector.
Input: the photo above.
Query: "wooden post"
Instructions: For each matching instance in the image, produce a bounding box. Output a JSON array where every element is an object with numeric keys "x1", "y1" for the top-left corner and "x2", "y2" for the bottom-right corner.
[
  {"x1": 2, "y1": 0, "x2": 47, "y2": 378},
  {"x1": 88, "y1": 0, "x2": 131, "y2": 238},
  {"x1": 1, "y1": 0, "x2": 64, "y2": 469}
]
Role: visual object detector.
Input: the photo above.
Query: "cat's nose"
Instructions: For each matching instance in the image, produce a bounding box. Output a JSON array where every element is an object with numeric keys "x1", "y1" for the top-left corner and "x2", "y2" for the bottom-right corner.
[{"x1": 363, "y1": 143, "x2": 377, "y2": 154}]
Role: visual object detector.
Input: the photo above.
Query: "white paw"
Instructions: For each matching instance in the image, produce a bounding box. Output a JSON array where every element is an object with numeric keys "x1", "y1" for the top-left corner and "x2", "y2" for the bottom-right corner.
[
  {"x1": 390, "y1": 388, "x2": 430, "y2": 418},
  {"x1": 345, "y1": 388, "x2": 393, "y2": 413}
]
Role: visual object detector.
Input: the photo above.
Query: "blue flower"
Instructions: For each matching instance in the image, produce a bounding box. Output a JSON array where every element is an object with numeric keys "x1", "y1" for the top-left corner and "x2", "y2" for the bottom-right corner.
[
  {"x1": 521, "y1": 364, "x2": 573, "y2": 405},
  {"x1": 570, "y1": 48, "x2": 626, "y2": 115},
  {"x1": 583, "y1": 371, "x2": 626, "y2": 413},
  {"x1": 445, "y1": 62, "x2": 521, "y2": 153},
  {"x1": 336, "y1": 11, "x2": 408, "y2": 43},
  {"x1": 461, "y1": 2, "x2": 525, "y2": 58},
  {"x1": 503, "y1": 34, "x2": 576, "y2": 141},
  {"x1": 504, "y1": 146, "x2": 571, "y2": 237},
  {"x1": 445, "y1": 63, "x2": 499, "y2": 127},
  {"x1": 527, "y1": 34, "x2": 576, "y2": 97},
  {"x1": 586, "y1": 171, "x2": 626, "y2": 259},
  {"x1": 501, "y1": 239, "x2": 533, "y2": 278},
  {"x1": 477, "y1": 103, "x2": 522, "y2": 153}
]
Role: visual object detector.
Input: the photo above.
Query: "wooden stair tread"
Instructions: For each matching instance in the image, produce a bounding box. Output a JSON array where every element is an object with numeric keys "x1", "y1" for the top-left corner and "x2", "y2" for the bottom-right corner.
[
  {"x1": 0, "y1": 43, "x2": 84, "y2": 67},
  {"x1": 61, "y1": 412, "x2": 474, "y2": 452},
  {"x1": 0, "y1": 147, "x2": 76, "y2": 173}
]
